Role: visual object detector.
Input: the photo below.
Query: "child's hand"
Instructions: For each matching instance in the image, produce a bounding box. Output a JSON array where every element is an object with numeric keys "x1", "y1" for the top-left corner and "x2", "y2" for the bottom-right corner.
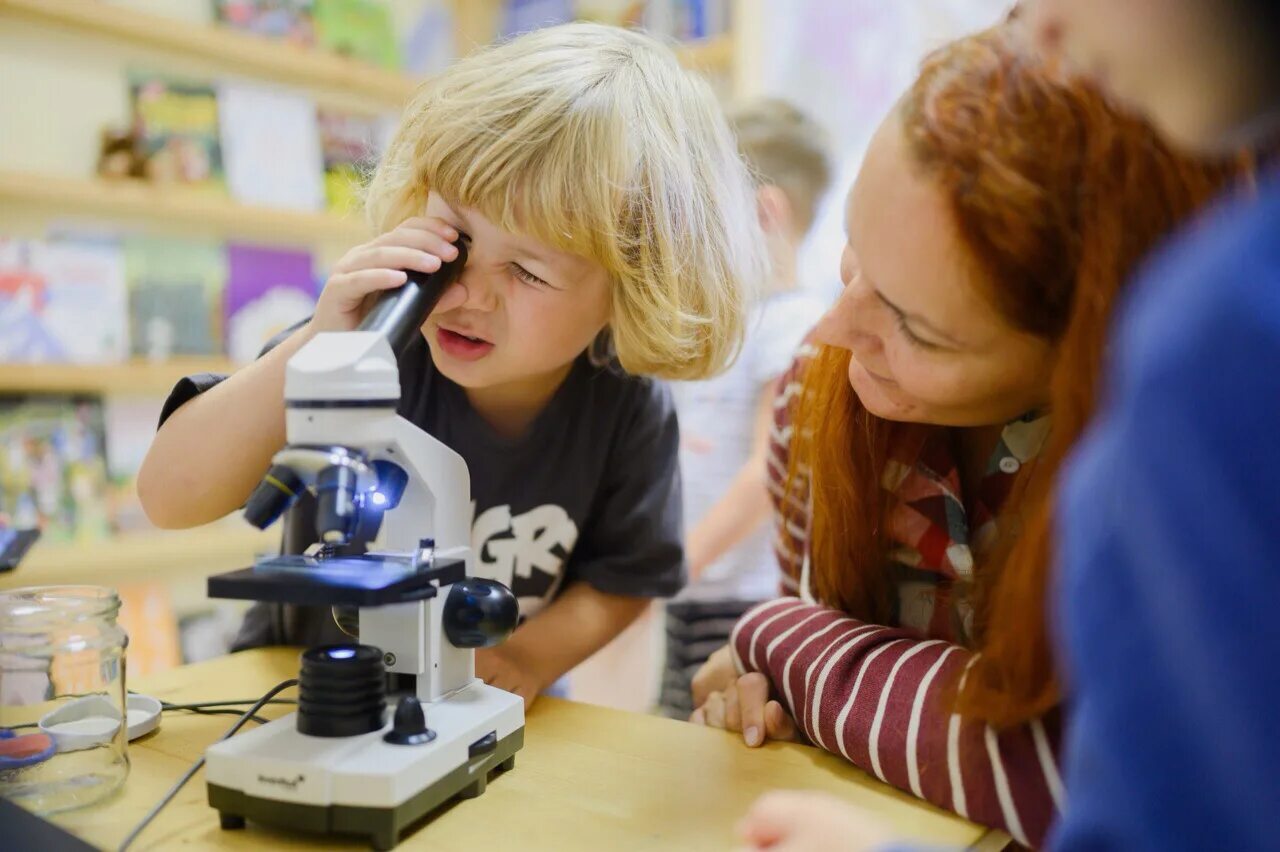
[
  {"x1": 690, "y1": 672, "x2": 802, "y2": 747},
  {"x1": 736, "y1": 790, "x2": 896, "y2": 852},
  {"x1": 690, "y1": 644, "x2": 738, "y2": 707},
  {"x1": 310, "y1": 217, "x2": 466, "y2": 335},
  {"x1": 476, "y1": 645, "x2": 543, "y2": 709}
]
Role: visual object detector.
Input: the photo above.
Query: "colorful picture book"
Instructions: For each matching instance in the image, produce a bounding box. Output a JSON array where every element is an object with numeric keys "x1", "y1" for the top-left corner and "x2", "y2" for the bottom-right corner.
[
  {"x1": 317, "y1": 110, "x2": 386, "y2": 214},
  {"x1": 0, "y1": 238, "x2": 129, "y2": 364},
  {"x1": 502, "y1": 0, "x2": 573, "y2": 37},
  {"x1": 218, "y1": 82, "x2": 326, "y2": 212},
  {"x1": 130, "y1": 73, "x2": 224, "y2": 190},
  {"x1": 641, "y1": 0, "x2": 730, "y2": 40},
  {"x1": 224, "y1": 243, "x2": 317, "y2": 363},
  {"x1": 214, "y1": 0, "x2": 317, "y2": 46},
  {"x1": 574, "y1": 1, "x2": 644, "y2": 28},
  {"x1": 123, "y1": 236, "x2": 226, "y2": 360},
  {"x1": 0, "y1": 396, "x2": 111, "y2": 544},
  {"x1": 314, "y1": 0, "x2": 401, "y2": 69}
]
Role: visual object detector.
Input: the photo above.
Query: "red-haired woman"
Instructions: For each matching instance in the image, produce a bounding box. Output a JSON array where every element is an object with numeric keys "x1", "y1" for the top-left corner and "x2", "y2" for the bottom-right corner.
[{"x1": 690, "y1": 27, "x2": 1253, "y2": 847}]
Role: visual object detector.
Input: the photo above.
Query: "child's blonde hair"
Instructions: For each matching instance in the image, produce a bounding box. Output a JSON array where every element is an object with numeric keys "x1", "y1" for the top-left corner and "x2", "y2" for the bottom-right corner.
[
  {"x1": 366, "y1": 23, "x2": 764, "y2": 380},
  {"x1": 729, "y1": 98, "x2": 833, "y2": 234}
]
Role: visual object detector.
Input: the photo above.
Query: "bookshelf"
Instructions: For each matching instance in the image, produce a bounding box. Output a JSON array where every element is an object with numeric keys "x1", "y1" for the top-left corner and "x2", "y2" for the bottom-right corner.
[
  {"x1": 0, "y1": 0, "x2": 419, "y2": 107},
  {"x1": 1, "y1": 526, "x2": 278, "y2": 590},
  {"x1": 0, "y1": 0, "x2": 734, "y2": 98},
  {"x1": 0, "y1": 358, "x2": 238, "y2": 396},
  {"x1": 0, "y1": 170, "x2": 371, "y2": 244}
]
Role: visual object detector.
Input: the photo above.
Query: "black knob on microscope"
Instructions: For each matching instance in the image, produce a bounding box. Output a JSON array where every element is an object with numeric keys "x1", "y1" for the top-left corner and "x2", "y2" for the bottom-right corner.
[
  {"x1": 383, "y1": 696, "x2": 436, "y2": 746},
  {"x1": 443, "y1": 579, "x2": 519, "y2": 649}
]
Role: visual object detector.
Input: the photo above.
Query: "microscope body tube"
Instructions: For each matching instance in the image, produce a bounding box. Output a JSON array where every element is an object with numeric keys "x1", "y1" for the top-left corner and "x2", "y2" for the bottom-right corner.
[{"x1": 357, "y1": 240, "x2": 469, "y2": 356}]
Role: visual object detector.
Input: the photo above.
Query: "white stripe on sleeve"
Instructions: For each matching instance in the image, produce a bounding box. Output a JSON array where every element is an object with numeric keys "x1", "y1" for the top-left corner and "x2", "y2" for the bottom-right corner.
[{"x1": 868, "y1": 641, "x2": 946, "y2": 782}]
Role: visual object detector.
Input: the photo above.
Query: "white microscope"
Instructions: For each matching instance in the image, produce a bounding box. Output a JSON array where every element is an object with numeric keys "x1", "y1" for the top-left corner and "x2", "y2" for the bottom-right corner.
[{"x1": 202, "y1": 242, "x2": 525, "y2": 850}]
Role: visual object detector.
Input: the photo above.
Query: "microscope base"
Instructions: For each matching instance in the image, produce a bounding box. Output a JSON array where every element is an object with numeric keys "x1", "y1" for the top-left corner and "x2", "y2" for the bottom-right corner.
[{"x1": 205, "y1": 681, "x2": 524, "y2": 850}]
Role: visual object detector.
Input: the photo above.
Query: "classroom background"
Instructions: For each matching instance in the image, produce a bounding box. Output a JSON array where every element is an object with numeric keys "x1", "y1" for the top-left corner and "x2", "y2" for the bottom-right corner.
[{"x1": 0, "y1": 0, "x2": 1008, "y2": 709}]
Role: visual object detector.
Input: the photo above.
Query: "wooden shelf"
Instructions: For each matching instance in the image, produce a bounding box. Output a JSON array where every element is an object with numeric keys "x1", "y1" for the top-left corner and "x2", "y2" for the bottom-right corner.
[
  {"x1": 2, "y1": 526, "x2": 278, "y2": 589},
  {"x1": 0, "y1": 358, "x2": 237, "y2": 396},
  {"x1": 0, "y1": 0, "x2": 417, "y2": 106},
  {"x1": 675, "y1": 34, "x2": 734, "y2": 73},
  {"x1": 1, "y1": 0, "x2": 730, "y2": 92},
  {"x1": 0, "y1": 170, "x2": 370, "y2": 244}
]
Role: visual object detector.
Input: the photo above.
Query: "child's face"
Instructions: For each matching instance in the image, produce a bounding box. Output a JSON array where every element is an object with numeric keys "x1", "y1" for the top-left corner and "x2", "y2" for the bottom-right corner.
[{"x1": 421, "y1": 192, "x2": 612, "y2": 398}]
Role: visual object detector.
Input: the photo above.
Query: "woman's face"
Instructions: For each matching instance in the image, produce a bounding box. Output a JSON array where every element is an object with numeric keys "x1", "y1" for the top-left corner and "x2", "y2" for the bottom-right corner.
[{"x1": 813, "y1": 117, "x2": 1056, "y2": 427}]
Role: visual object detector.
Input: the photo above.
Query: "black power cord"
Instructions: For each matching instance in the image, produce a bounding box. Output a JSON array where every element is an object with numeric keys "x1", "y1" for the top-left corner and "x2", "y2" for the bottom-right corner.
[
  {"x1": 116, "y1": 678, "x2": 299, "y2": 852},
  {"x1": 157, "y1": 696, "x2": 298, "y2": 727}
]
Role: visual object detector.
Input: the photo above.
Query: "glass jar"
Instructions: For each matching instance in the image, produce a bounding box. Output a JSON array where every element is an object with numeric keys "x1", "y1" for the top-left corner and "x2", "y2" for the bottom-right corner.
[{"x1": 0, "y1": 586, "x2": 130, "y2": 814}]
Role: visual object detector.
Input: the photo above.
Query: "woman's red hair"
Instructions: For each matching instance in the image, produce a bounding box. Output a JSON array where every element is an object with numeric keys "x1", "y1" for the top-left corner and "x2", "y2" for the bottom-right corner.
[{"x1": 786, "y1": 27, "x2": 1251, "y2": 726}]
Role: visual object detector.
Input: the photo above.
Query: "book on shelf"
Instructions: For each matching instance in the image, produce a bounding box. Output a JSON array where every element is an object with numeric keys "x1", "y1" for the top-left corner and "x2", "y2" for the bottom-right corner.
[
  {"x1": 500, "y1": 1, "x2": 729, "y2": 41},
  {"x1": 103, "y1": 396, "x2": 166, "y2": 534},
  {"x1": 314, "y1": 0, "x2": 401, "y2": 69},
  {"x1": 129, "y1": 73, "x2": 225, "y2": 191},
  {"x1": 317, "y1": 109, "x2": 394, "y2": 214},
  {"x1": 642, "y1": 0, "x2": 730, "y2": 40},
  {"x1": 502, "y1": 0, "x2": 573, "y2": 37},
  {"x1": 0, "y1": 237, "x2": 129, "y2": 364},
  {"x1": 224, "y1": 243, "x2": 317, "y2": 363},
  {"x1": 123, "y1": 236, "x2": 226, "y2": 361},
  {"x1": 218, "y1": 82, "x2": 326, "y2": 212},
  {"x1": 573, "y1": 1, "x2": 644, "y2": 28},
  {"x1": 214, "y1": 0, "x2": 318, "y2": 46},
  {"x1": 0, "y1": 396, "x2": 111, "y2": 545},
  {"x1": 402, "y1": 2, "x2": 456, "y2": 77}
]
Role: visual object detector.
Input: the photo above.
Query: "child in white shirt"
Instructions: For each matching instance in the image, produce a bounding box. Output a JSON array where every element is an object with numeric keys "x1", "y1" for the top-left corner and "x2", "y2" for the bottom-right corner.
[{"x1": 662, "y1": 99, "x2": 834, "y2": 717}]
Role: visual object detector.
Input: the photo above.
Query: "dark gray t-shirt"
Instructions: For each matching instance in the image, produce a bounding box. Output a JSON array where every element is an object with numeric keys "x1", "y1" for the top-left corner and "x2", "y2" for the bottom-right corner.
[{"x1": 160, "y1": 331, "x2": 686, "y2": 649}]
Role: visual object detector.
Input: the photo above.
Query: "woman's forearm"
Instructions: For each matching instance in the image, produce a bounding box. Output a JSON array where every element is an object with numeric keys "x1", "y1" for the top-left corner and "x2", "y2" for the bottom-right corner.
[
  {"x1": 136, "y1": 322, "x2": 317, "y2": 529},
  {"x1": 732, "y1": 599, "x2": 1063, "y2": 848}
]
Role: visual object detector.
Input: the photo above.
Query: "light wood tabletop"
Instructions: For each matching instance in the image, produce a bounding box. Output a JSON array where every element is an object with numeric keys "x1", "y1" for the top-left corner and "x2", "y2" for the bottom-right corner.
[{"x1": 46, "y1": 647, "x2": 1004, "y2": 851}]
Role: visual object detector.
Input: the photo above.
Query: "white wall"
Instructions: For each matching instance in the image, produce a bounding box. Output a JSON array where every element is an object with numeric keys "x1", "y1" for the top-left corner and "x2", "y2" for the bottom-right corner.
[{"x1": 750, "y1": 0, "x2": 1013, "y2": 299}]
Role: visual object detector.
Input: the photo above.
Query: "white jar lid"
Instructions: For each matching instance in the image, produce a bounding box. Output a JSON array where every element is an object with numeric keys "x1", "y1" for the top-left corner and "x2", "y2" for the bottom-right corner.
[{"x1": 39, "y1": 694, "x2": 161, "y2": 752}]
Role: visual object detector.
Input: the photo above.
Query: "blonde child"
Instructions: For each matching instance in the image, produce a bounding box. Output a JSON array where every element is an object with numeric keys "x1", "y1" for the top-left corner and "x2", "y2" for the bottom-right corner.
[
  {"x1": 137, "y1": 23, "x2": 765, "y2": 706},
  {"x1": 660, "y1": 99, "x2": 832, "y2": 717}
]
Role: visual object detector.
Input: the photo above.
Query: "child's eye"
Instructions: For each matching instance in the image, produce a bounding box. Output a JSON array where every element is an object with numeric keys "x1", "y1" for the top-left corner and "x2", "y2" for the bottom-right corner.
[{"x1": 510, "y1": 262, "x2": 549, "y2": 288}]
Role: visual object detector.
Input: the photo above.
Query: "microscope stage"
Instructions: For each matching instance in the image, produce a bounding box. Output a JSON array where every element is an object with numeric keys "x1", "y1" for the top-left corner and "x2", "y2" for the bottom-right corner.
[
  {"x1": 208, "y1": 553, "x2": 465, "y2": 607},
  {"x1": 206, "y1": 679, "x2": 524, "y2": 850}
]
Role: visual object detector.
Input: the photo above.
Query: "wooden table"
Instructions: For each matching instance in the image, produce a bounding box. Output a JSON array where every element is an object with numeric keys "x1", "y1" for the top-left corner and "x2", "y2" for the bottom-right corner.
[{"x1": 49, "y1": 648, "x2": 1004, "y2": 851}]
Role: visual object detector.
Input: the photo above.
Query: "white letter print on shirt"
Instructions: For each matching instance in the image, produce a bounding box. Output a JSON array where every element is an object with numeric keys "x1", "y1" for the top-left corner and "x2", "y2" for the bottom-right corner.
[{"x1": 472, "y1": 504, "x2": 578, "y2": 617}]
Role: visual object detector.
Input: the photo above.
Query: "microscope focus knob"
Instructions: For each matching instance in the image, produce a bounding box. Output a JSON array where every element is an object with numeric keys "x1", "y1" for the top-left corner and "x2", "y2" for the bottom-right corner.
[
  {"x1": 384, "y1": 696, "x2": 435, "y2": 746},
  {"x1": 443, "y1": 579, "x2": 519, "y2": 649}
]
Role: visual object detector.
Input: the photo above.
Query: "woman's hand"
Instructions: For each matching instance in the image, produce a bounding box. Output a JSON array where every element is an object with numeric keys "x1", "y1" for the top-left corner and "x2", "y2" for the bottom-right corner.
[
  {"x1": 736, "y1": 790, "x2": 895, "y2": 852},
  {"x1": 690, "y1": 644, "x2": 739, "y2": 707},
  {"x1": 310, "y1": 217, "x2": 466, "y2": 335},
  {"x1": 690, "y1": 671, "x2": 802, "y2": 747}
]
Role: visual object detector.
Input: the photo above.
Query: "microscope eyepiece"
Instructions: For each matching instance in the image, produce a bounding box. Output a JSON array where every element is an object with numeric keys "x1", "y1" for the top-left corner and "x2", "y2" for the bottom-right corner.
[
  {"x1": 315, "y1": 463, "x2": 359, "y2": 545},
  {"x1": 243, "y1": 464, "x2": 304, "y2": 530},
  {"x1": 358, "y1": 238, "x2": 469, "y2": 357}
]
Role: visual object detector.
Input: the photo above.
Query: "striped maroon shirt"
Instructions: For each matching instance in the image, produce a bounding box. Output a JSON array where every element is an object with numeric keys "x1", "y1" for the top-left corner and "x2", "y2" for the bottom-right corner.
[{"x1": 736, "y1": 349, "x2": 1063, "y2": 847}]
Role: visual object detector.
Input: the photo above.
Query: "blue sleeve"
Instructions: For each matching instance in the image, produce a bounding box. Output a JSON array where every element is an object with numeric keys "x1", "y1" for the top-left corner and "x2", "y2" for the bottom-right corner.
[{"x1": 1049, "y1": 194, "x2": 1280, "y2": 851}]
